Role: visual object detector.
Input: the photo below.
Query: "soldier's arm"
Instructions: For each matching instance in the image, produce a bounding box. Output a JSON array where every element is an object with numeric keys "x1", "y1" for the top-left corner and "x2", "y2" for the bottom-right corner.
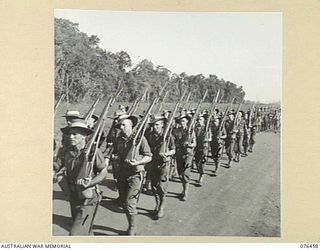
[
  {"x1": 53, "y1": 147, "x2": 66, "y2": 172},
  {"x1": 81, "y1": 149, "x2": 108, "y2": 188},
  {"x1": 131, "y1": 136, "x2": 152, "y2": 166},
  {"x1": 187, "y1": 131, "x2": 197, "y2": 148},
  {"x1": 166, "y1": 135, "x2": 176, "y2": 156}
]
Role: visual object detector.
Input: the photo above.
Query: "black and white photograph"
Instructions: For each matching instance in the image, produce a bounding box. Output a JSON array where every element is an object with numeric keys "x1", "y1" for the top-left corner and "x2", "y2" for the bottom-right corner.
[{"x1": 52, "y1": 9, "x2": 281, "y2": 237}]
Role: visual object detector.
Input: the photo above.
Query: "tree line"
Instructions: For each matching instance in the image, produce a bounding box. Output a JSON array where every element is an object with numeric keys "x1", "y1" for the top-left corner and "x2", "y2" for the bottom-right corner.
[{"x1": 55, "y1": 18, "x2": 246, "y2": 104}]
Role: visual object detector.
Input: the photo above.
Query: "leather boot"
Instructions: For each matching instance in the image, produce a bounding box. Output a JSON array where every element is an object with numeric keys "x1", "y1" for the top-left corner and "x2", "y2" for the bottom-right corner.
[
  {"x1": 152, "y1": 194, "x2": 160, "y2": 215},
  {"x1": 157, "y1": 197, "x2": 166, "y2": 218},
  {"x1": 180, "y1": 182, "x2": 185, "y2": 197},
  {"x1": 126, "y1": 214, "x2": 137, "y2": 236},
  {"x1": 198, "y1": 174, "x2": 204, "y2": 186},
  {"x1": 182, "y1": 183, "x2": 189, "y2": 201}
]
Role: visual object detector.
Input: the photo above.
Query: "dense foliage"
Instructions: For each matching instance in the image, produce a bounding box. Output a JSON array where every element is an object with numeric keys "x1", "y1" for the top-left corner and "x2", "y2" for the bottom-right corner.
[{"x1": 55, "y1": 18, "x2": 246, "y2": 103}]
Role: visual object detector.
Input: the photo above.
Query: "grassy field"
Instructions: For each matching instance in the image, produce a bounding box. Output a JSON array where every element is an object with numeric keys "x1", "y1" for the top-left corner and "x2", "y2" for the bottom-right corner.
[{"x1": 53, "y1": 101, "x2": 277, "y2": 150}]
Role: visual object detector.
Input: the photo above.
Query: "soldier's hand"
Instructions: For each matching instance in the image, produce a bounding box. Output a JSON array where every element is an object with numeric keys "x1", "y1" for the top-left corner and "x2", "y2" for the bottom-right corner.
[
  {"x1": 127, "y1": 159, "x2": 138, "y2": 166},
  {"x1": 159, "y1": 152, "x2": 167, "y2": 158},
  {"x1": 77, "y1": 178, "x2": 92, "y2": 188}
]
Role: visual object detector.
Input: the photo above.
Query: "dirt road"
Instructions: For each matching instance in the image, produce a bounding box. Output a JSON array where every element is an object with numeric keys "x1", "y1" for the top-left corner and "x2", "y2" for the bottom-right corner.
[{"x1": 52, "y1": 131, "x2": 280, "y2": 237}]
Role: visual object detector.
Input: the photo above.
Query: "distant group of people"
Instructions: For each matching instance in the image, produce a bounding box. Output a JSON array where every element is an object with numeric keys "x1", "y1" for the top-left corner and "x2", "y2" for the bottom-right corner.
[{"x1": 53, "y1": 101, "x2": 281, "y2": 236}]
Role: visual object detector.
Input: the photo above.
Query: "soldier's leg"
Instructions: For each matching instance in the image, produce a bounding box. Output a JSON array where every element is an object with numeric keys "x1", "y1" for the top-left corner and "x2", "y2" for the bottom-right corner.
[
  {"x1": 225, "y1": 139, "x2": 232, "y2": 167},
  {"x1": 117, "y1": 170, "x2": 129, "y2": 207},
  {"x1": 169, "y1": 157, "x2": 177, "y2": 179},
  {"x1": 143, "y1": 164, "x2": 151, "y2": 193},
  {"x1": 239, "y1": 134, "x2": 244, "y2": 156},
  {"x1": 195, "y1": 150, "x2": 204, "y2": 185},
  {"x1": 243, "y1": 135, "x2": 249, "y2": 156},
  {"x1": 212, "y1": 141, "x2": 221, "y2": 175},
  {"x1": 181, "y1": 156, "x2": 192, "y2": 201},
  {"x1": 69, "y1": 192, "x2": 100, "y2": 236},
  {"x1": 150, "y1": 165, "x2": 160, "y2": 213},
  {"x1": 157, "y1": 163, "x2": 170, "y2": 218},
  {"x1": 125, "y1": 172, "x2": 144, "y2": 235}
]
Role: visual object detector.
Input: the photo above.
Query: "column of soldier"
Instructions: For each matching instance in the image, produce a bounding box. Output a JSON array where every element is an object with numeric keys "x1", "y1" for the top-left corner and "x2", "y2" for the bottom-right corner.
[{"x1": 53, "y1": 88, "x2": 281, "y2": 236}]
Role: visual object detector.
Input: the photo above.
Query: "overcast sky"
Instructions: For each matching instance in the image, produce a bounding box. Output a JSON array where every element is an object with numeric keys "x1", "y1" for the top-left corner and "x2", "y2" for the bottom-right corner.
[{"x1": 55, "y1": 10, "x2": 282, "y2": 103}]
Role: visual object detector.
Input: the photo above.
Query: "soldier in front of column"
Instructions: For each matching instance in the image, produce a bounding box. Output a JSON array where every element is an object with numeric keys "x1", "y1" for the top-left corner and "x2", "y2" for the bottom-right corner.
[
  {"x1": 194, "y1": 113, "x2": 209, "y2": 186},
  {"x1": 173, "y1": 115, "x2": 196, "y2": 201},
  {"x1": 112, "y1": 114, "x2": 152, "y2": 235},
  {"x1": 146, "y1": 115, "x2": 176, "y2": 219},
  {"x1": 53, "y1": 119, "x2": 108, "y2": 236}
]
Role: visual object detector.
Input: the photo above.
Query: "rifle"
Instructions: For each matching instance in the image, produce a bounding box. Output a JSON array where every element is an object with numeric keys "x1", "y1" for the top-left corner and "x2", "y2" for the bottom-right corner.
[
  {"x1": 154, "y1": 90, "x2": 168, "y2": 114},
  {"x1": 248, "y1": 103, "x2": 256, "y2": 127},
  {"x1": 159, "y1": 93, "x2": 185, "y2": 155},
  {"x1": 93, "y1": 87, "x2": 123, "y2": 153},
  {"x1": 125, "y1": 97, "x2": 158, "y2": 162},
  {"x1": 180, "y1": 91, "x2": 192, "y2": 113},
  {"x1": 217, "y1": 97, "x2": 237, "y2": 139},
  {"x1": 84, "y1": 95, "x2": 102, "y2": 122},
  {"x1": 204, "y1": 89, "x2": 221, "y2": 139},
  {"x1": 233, "y1": 102, "x2": 243, "y2": 131},
  {"x1": 218, "y1": 106, "x2": 230, "y2": 139},
  {"x1": 128, "y1": 97, "x2": 139, "y2": 115},
  {"x1": 188, "y1": 89, "x2": 208, "y2": 136},
  {"x1": 129, "y1": 88, "x2": 148, "y2": 115},
  {"x1": 54, "y1": 94, "x2": 65, "y2": 116},
  {"x1": 75, "y1": 96, "x2": 113, "y2": 198}
]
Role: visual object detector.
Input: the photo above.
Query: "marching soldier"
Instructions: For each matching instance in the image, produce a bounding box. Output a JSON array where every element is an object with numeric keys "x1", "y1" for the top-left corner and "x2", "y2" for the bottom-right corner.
[
  {"x1": 53, "y1": 119, "x2": 108, "y2": 236},
  {"x1": 242, "y1": 112, "x2": 250, "y2": 156},
  {"x1": 106, "y1": 110, "x2": 127, "y2": 206},
  {"x1": 112, "y1": 114, "x2": 152, "y2": 235},
  {"x1": 248, "y1": 125, "x2": 257, "y2": 153},
  {"x1": 173, "y1": 114, "x2": 196, "y2": 201},
  {"x1": 146, "y1": 115, "x2": 176, "y2": 218},
  {"x1": 234, "y1": 111, "x2": 245, "y2": 162},
  {"x1": 194, "y1": 113, "x2": 209, "y2": 185},
  {"x1": 210, "y1": 117, "x2": 226, "y2": 176},
  {"x1": 224, "y1": 111, "x2": 237, "y2": 168}
]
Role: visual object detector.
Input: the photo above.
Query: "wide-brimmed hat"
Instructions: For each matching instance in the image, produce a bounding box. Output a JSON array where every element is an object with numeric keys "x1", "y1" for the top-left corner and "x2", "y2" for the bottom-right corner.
[
  {"x1": 162, "y1": 110, "x2": 172, "y2": 115},
  {"x1": 61, "y1": 119, "x2": 93, "y2": 135},
  {"x1": 198, "y1": 113, "x2": 208, "y2": 120},
  {"x1": 175, "y1": 114, "x2": 191, "y2": 122},
  {"x1": 202, "y1": 109, "x2": 209, "y2": 115},
  {"x1": 62, "y1": 110, "x2": 82, "y2": 119},
  {"x1": 116, "y1": 114, "x2": 138, "y2": 128},
  {"x1": 149, "y1": 115, "x2": 167, "y2": 124}
]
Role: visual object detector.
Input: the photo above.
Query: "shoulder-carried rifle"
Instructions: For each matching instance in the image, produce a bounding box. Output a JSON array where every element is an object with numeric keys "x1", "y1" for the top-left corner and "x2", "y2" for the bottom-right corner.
[
  {"x1": 75, "y1": 95, "x2": 113, "y2": 198},
  {"x1": 248, "y1": 103, "x2": 256, "y2": 127},
  {"x1": 159, "y1": 93, "x2": 185, "y2": 155},
  {"x1": 154, "y1": 90, "x2": 168, "y2": 114},
  {"x1": 129, "y1": 88, "x2": 148, "y2": 115},
  {"x1": 125, "y1": 97, "x2": 158, "y2": 162},
  {"x1": 84, "y1": 95, "x2": 102, "y2": 122},
  {"x1": 188, "y1": 89, "x2": 208, "y2": 135},
  {"x1": 217, "y1": 106, "x2": 230, "y2": 139},
  {"x1": 54, "y1": 94, "x2": 65, "y2": 116},
  {"x1": 180, "y1": 91, "x2": 192, "y2": 113},
  {"x1": 93, "y1": 87, "x2": 123, "y2": 152},
  {"x1": 233, "y1": 102, "x2": 242, "y2": 129},
  {"x1": 204, "y1": 89, "x2": 220, "y2": 138}
]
